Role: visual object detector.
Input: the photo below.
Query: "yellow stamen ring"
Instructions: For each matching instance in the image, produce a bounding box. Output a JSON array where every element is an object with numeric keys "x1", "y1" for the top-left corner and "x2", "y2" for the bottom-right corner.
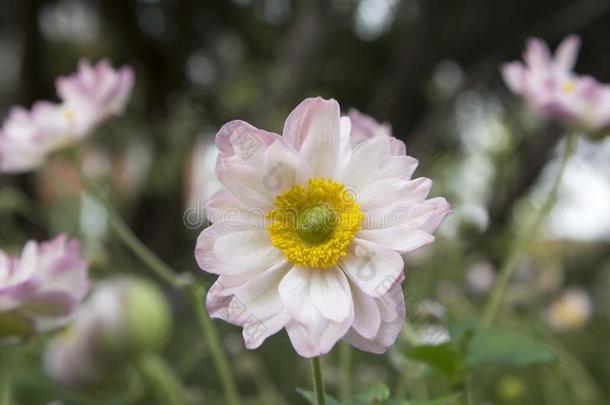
[{"x1": 266, "y1": 178, "x2": 364, "y2": 268}]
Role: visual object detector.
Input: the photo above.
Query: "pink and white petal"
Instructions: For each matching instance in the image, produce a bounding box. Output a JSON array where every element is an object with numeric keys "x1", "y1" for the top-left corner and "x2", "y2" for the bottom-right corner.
[
  {"x1": 206, "y1": 259, "x2": 289, "y2": 331},
  {"x1": 196, "y1": 224, "x2": 282, "y2": 275},
  {"x1": 206, "y1": 273, "x2": 257, "y2": 321},
  {"x1": 524, "y1": 38, "x2": 552, "y2": 73},
  {"x1": 244, "y1": 310, "x2": 291, "y2": 350},
  {"x1": 349, "y1": 282, "x2": 382, "y2": 339},
  {"x1": 262, "y1": 138, "x2": 301, "y2": 194},
  {"x1": 310, "y1": 267, "x2": 352, "y2": 323},
  {"x1": 343, "y1": 284, "x2": 405, "y2": 354},
  {"x1": 389, "y1": 137, "x2": 406, "y2": 155},
  {"x1": 278, "y1": 267, "x2": 319, "y2": 325},
  {"x1": 501, "y1": 62, "x2": 525, "y2": 94},
  {"x1": 357, "y1": 227, "x2": 435, "y2": 253},
  {"x1": 348, "y1": 109, "x2": 391, "y2": 142},
  {"x1": 282, "y1": 97, "x2": 341, "y2": 180},
  {"x1": 217, "y1": 158, "x2": 275, "y2": 210},
  {"x1": 339, "y1": 135, "x2": 392, "y2": 191},
  {"x1": 37, "y1": 264, "x2": 90, "y2": 302},
  {"x1": 234, "y1": 260, "x2": 290, "y2": 322},
  {"x1": 363, "y1": 199, "x2": 438, "y2": 230},
  {"x1": 196, "y1": 222, "x2": 233, "y2": 273},
  {"x1": 336, "y1": 116, "x2": 353, "y2": 170},
  {"x1": 215, "y1": 120, "x2": 279, "y2": 163},
  {"x1": 236, "y1": 261, "x2": 292, "y2": 348},
  {"x1": 377, "y1": 155, "x2": 418, "y2": 181},
  {"x1": 359, "y1": 177, "x2": 432, "y2": 211},
  {"x1": 16, "y1": 241, "x2": 40, "y2": 282},
  {"x1": 554, "y1": 35, "x2": 581, "y2": 72},
  {"x1": 419, "y1": 197, "x2": 453, "y2": 233},
  {"x1": 279, "y1": 266, "x2": 354, "y2": 357},
  {"x1": 285, "y1": 313, "x2": 353, "y2": 358},
  {"x1": 206, "y1": 287, "x2": 237, "y2": 323},
  {"x1": 205, "y1": 190, "x2": 264, "y2": 227},
  {"x1": 213, "y1": 229, "x2": 283, "y2": 274},
  {"x1": 340, "y1": 239, "x2": 404, "y2": 298}
]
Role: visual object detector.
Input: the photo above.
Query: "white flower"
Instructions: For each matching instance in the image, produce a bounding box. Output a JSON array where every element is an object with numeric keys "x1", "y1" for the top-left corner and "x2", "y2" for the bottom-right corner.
[
  {"x1": 546, "y1": 287, "x2": 592, "y2": 331},
  {"x1": 195, "y1": 98, "x2": 451, "y2": 357}
]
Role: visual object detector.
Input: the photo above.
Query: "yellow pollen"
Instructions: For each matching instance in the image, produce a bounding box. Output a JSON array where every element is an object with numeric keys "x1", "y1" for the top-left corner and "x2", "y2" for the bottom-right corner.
[
  {"x1": 266, "y1": 178, "x2": 364, "y2": 268},
  {"x1": 63, "y1": 108, "x2": 75, "y2": 122},
  {"x1": 562, "y1": 81, "x2": 576, "y2": 94}
]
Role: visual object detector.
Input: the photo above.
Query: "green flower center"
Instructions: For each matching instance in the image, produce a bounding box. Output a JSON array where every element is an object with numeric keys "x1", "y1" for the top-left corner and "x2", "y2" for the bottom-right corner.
[{"x1": 295, "y1": 205, "x2": 337, "y2": 245}]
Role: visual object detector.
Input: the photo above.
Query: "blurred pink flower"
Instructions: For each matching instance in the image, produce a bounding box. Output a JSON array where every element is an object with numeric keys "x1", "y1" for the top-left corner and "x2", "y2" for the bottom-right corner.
[
  {"x1": 0, "y1": 235, "x2": 89, "y2": 341},
  {"x1": 195, "y1": 97, "x2": 451, "y2": 357},
  {"x1": 502, "y1": 35, "x2": 610, "y2": 132},
  {"x1": 0, "y1": 59, "x2": 134, "y2": 173},
  {"x1": 56, "y1": 59, "x2": 134, "y2": 130}
]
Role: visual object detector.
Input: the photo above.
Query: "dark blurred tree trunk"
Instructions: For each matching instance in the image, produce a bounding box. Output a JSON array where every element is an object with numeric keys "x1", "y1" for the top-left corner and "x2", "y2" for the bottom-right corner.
[
  {"x1": 370, "y1": 0, "x2": 444, "y2": 140},
  {"x1": 18, "y1": 0, "x2": 44, "y2": 105},
  {"x1": 99, "y1": 0, "x2": 197, "y2": 263}
]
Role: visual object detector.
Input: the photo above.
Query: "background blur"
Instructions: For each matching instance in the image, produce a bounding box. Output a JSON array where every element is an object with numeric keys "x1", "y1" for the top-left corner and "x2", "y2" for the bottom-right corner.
[{"x1": 1, "y1": 0, "x2": 610, "y2": 404}]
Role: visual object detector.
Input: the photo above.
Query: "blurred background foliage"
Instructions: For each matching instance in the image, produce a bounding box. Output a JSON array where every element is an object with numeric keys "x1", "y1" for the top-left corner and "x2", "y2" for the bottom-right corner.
[{"x1": 0, "y1": 0, "x2": 609, "y2": 404}]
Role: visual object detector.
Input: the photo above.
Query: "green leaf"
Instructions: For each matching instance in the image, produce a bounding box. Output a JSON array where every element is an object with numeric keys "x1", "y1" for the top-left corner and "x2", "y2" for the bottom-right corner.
[
  {"x1": 406, "y1": 392, "x2": 462, "y2": 405},
  {"x1": 353, "y1": 383, "x2": 391, "y2": 403},
  {"x1": 296, "y1": 388, "x2": 342, "y2": 405},
  {"x1": 465, "y1": 329, "x2": 556, "y2": 368},
  {"x1": 405, "y1": 343, "x2": 463, "y2": 379},
  {"x1": 0, "y1": 311, "x2": 34, "y2": 340},
  {"x1": 298, "y1": 384, "x2": 395, "y2": 405}
]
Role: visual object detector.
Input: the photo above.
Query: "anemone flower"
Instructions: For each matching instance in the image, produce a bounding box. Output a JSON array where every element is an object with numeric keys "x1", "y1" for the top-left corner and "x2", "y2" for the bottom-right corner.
[
  {"x1": 502, "y1": 35, "x2": 610, "y2": 133},
  {"x1": 195, "y1": 97, "x2": 451, "y2": 358},
  {"x1": 0, "y1": 235, "x2": 89, "y2": 342},
  {"x1": 0, "y1": 59, "x2": 133, "y2": 173}
]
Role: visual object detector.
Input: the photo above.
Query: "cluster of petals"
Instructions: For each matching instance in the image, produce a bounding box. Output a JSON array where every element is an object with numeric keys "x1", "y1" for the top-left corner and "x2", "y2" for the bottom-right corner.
[
  {"x1": 0, "y1": 235, "x2": 90, "y2": 341},
  {"x1": 196, "y1": 97, "x2": 451, "y2": 357},
  {"x1": 0, "y1": 59, "x2": 134, "y2": 173},
  {"x1": 502, "y1": 35, "x2": 610, "y2": 132}
]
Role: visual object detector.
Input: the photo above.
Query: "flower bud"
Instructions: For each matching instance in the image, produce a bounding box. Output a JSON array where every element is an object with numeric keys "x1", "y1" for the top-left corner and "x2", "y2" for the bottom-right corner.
[
  {"x1": 95, "y1": 278, "x2": 171, "y2": 357},
  {"x1": 45, "y1": 277, "x2": 171, "y2": 390}
]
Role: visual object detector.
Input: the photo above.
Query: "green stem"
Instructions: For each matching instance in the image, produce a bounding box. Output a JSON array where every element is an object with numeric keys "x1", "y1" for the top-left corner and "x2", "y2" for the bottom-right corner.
[
  {"x1": 80, "y1": 176, "x2": 179, "y2": 289},
  {"x1": 464, "y1": 378, "x2": 473, "y2": 405},
  {"x1": 188, "y1": 286, "x2": 241, "y2": 405},
  {"x1": 338, "y1": 343, "x2": 351, "y2": 400},
  {"x1": 0, "y1": 348, "x2": 10, "y2": 405},
  {"x1": 481, "y1": 133, "x2": 578, "y2": 327},
  {"x1": 79, "y1": 174, "x2": 240, "y2": 405},
  {"x1": 311, "y1": 357, "x2": 327, "y2": 405},
  {"x1": 134, "y1": 354, "x2": 183, "y2": 405}
]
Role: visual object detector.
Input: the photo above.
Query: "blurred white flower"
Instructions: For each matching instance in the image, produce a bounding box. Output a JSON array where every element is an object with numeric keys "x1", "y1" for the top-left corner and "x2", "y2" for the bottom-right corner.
[
  {"x1": 466, "y1": 261, "x2": 496, "y2": 294},
  {"x1": 546, "y1": 287, "x2": 593, "y2": 331},
  {"x1": 186, "y1": 135, "x2": 222, "y2": 209},
  {"x1": 419, "y1": 324, "x2": 450, "y2": 345}
]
